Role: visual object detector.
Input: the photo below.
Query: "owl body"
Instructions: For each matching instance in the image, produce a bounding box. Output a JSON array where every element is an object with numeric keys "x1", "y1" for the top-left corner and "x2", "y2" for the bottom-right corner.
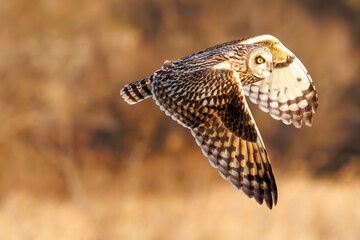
[
  {"x1": 160, "y1": 43, "x2": 272, "y2": 84},
  {"x1": 120, "y1": 35, "x2": 318, "y2": 209}
]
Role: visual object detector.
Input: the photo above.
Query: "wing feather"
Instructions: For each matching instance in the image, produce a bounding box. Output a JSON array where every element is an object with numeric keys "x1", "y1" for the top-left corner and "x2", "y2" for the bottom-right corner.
[
  {"x1": 153, "y1": 68, "x2": 278, "y2": 208},
  {"x1": 241, "y1": 34, "x2": 318, "y2": 128}
]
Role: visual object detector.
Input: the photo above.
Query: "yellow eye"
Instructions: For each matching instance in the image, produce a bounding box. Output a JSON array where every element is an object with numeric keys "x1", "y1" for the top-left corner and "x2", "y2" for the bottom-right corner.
[{"x1": 256, "y1": 56, "x2": 264, "y2": 64}]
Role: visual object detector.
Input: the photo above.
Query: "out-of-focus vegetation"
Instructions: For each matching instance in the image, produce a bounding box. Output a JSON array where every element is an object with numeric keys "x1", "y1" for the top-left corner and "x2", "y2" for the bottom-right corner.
[{"x1": 0, "y1": 0, "x2": 359, "y2": 239}]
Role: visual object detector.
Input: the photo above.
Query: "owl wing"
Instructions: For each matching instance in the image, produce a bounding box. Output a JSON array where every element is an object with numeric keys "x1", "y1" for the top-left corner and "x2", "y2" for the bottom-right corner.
[
  {"x1": 240, "y1": 34, "x2": 318, "y2": 128},
  {"x1": 152, "y1": 68, "x2": 278, "y2": 208}
]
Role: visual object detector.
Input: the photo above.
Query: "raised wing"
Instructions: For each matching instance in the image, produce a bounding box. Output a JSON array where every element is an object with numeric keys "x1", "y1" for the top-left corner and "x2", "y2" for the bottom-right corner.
[
  {"x1": 152, "y1": 68, "x2": 278, "y2": 208},
  {"x1": 241, "y1": 34, "x2": 318, "y2": 128}
]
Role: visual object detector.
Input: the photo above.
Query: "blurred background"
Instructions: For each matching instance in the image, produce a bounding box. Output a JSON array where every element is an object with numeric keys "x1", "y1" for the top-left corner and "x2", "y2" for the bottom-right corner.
[{"x1": 0, "y1": 0, "x2": 359, "y2": 239}]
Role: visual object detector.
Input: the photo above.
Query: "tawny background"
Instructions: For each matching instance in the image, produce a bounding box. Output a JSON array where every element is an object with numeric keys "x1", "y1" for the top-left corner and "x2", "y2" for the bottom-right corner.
[{"x1": 0, "y1": 0, "x2": 359, "y2": 239}]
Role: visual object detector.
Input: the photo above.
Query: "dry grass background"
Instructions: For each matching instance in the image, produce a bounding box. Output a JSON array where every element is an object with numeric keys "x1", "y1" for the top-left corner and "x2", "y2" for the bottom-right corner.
[{"x1": 0, "y1": 0, "x2": 359, "y2": 239}]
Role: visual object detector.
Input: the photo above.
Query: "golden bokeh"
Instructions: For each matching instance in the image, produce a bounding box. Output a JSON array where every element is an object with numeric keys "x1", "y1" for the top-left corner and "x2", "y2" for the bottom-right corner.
[{"x1": 0, "y1": 0, "x2": 359, "y2": 239}]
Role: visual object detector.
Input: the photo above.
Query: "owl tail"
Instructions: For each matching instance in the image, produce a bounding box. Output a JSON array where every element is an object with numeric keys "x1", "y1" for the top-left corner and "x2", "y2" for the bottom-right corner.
[{"x1": 120, "y1": 76, "x2": 153, "y2": 104}]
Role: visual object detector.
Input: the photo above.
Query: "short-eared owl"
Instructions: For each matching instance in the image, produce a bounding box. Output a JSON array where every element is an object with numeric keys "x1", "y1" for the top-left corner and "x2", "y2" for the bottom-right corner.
[{"x1": 120, "y1": 35, "x2": 318, "y2": 209}]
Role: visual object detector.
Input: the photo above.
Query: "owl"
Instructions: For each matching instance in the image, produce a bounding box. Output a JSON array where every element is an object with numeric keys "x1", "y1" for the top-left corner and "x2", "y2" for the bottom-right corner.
[{"x1": 120, "y1": 34, "x2": 318, "y2": 209}]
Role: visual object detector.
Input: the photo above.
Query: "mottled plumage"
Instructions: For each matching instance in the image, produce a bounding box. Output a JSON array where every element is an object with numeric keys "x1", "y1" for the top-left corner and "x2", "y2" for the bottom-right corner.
[{"x1": 120, "y1": 34, "x2": 318, "y2": 209}]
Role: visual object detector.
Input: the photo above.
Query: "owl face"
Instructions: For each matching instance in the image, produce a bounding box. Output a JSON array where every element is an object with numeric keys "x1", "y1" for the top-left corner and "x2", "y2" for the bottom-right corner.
[{"x1": 248, "y1": 48, "x2": 273, "y2": 79}]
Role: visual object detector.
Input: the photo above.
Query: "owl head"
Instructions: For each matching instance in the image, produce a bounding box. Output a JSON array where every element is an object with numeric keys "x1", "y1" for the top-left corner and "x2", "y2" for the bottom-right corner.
[{"x1": 248, "y1": 47, "x2": 273, "y2": 79}]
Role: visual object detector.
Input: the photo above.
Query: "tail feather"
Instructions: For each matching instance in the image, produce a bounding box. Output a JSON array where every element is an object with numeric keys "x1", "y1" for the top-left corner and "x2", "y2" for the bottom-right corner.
[{"x1": 120, "y1": 77, "x2": 153, "y2": 104}]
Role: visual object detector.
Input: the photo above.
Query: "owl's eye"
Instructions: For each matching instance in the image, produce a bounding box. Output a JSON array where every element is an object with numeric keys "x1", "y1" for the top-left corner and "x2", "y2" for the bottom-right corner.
[{"x1": 255, "y1": 56, "x2": 265, "y2": 64}]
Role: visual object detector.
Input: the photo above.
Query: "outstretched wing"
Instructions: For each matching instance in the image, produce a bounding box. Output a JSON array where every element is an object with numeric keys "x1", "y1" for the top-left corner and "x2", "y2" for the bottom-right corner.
[
  {"x1": 241, "y1": 34, "x2": 318, "y2": 128},
  {"x1": 152, "y1": 68, "x2": 278, "y2": 208}
]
